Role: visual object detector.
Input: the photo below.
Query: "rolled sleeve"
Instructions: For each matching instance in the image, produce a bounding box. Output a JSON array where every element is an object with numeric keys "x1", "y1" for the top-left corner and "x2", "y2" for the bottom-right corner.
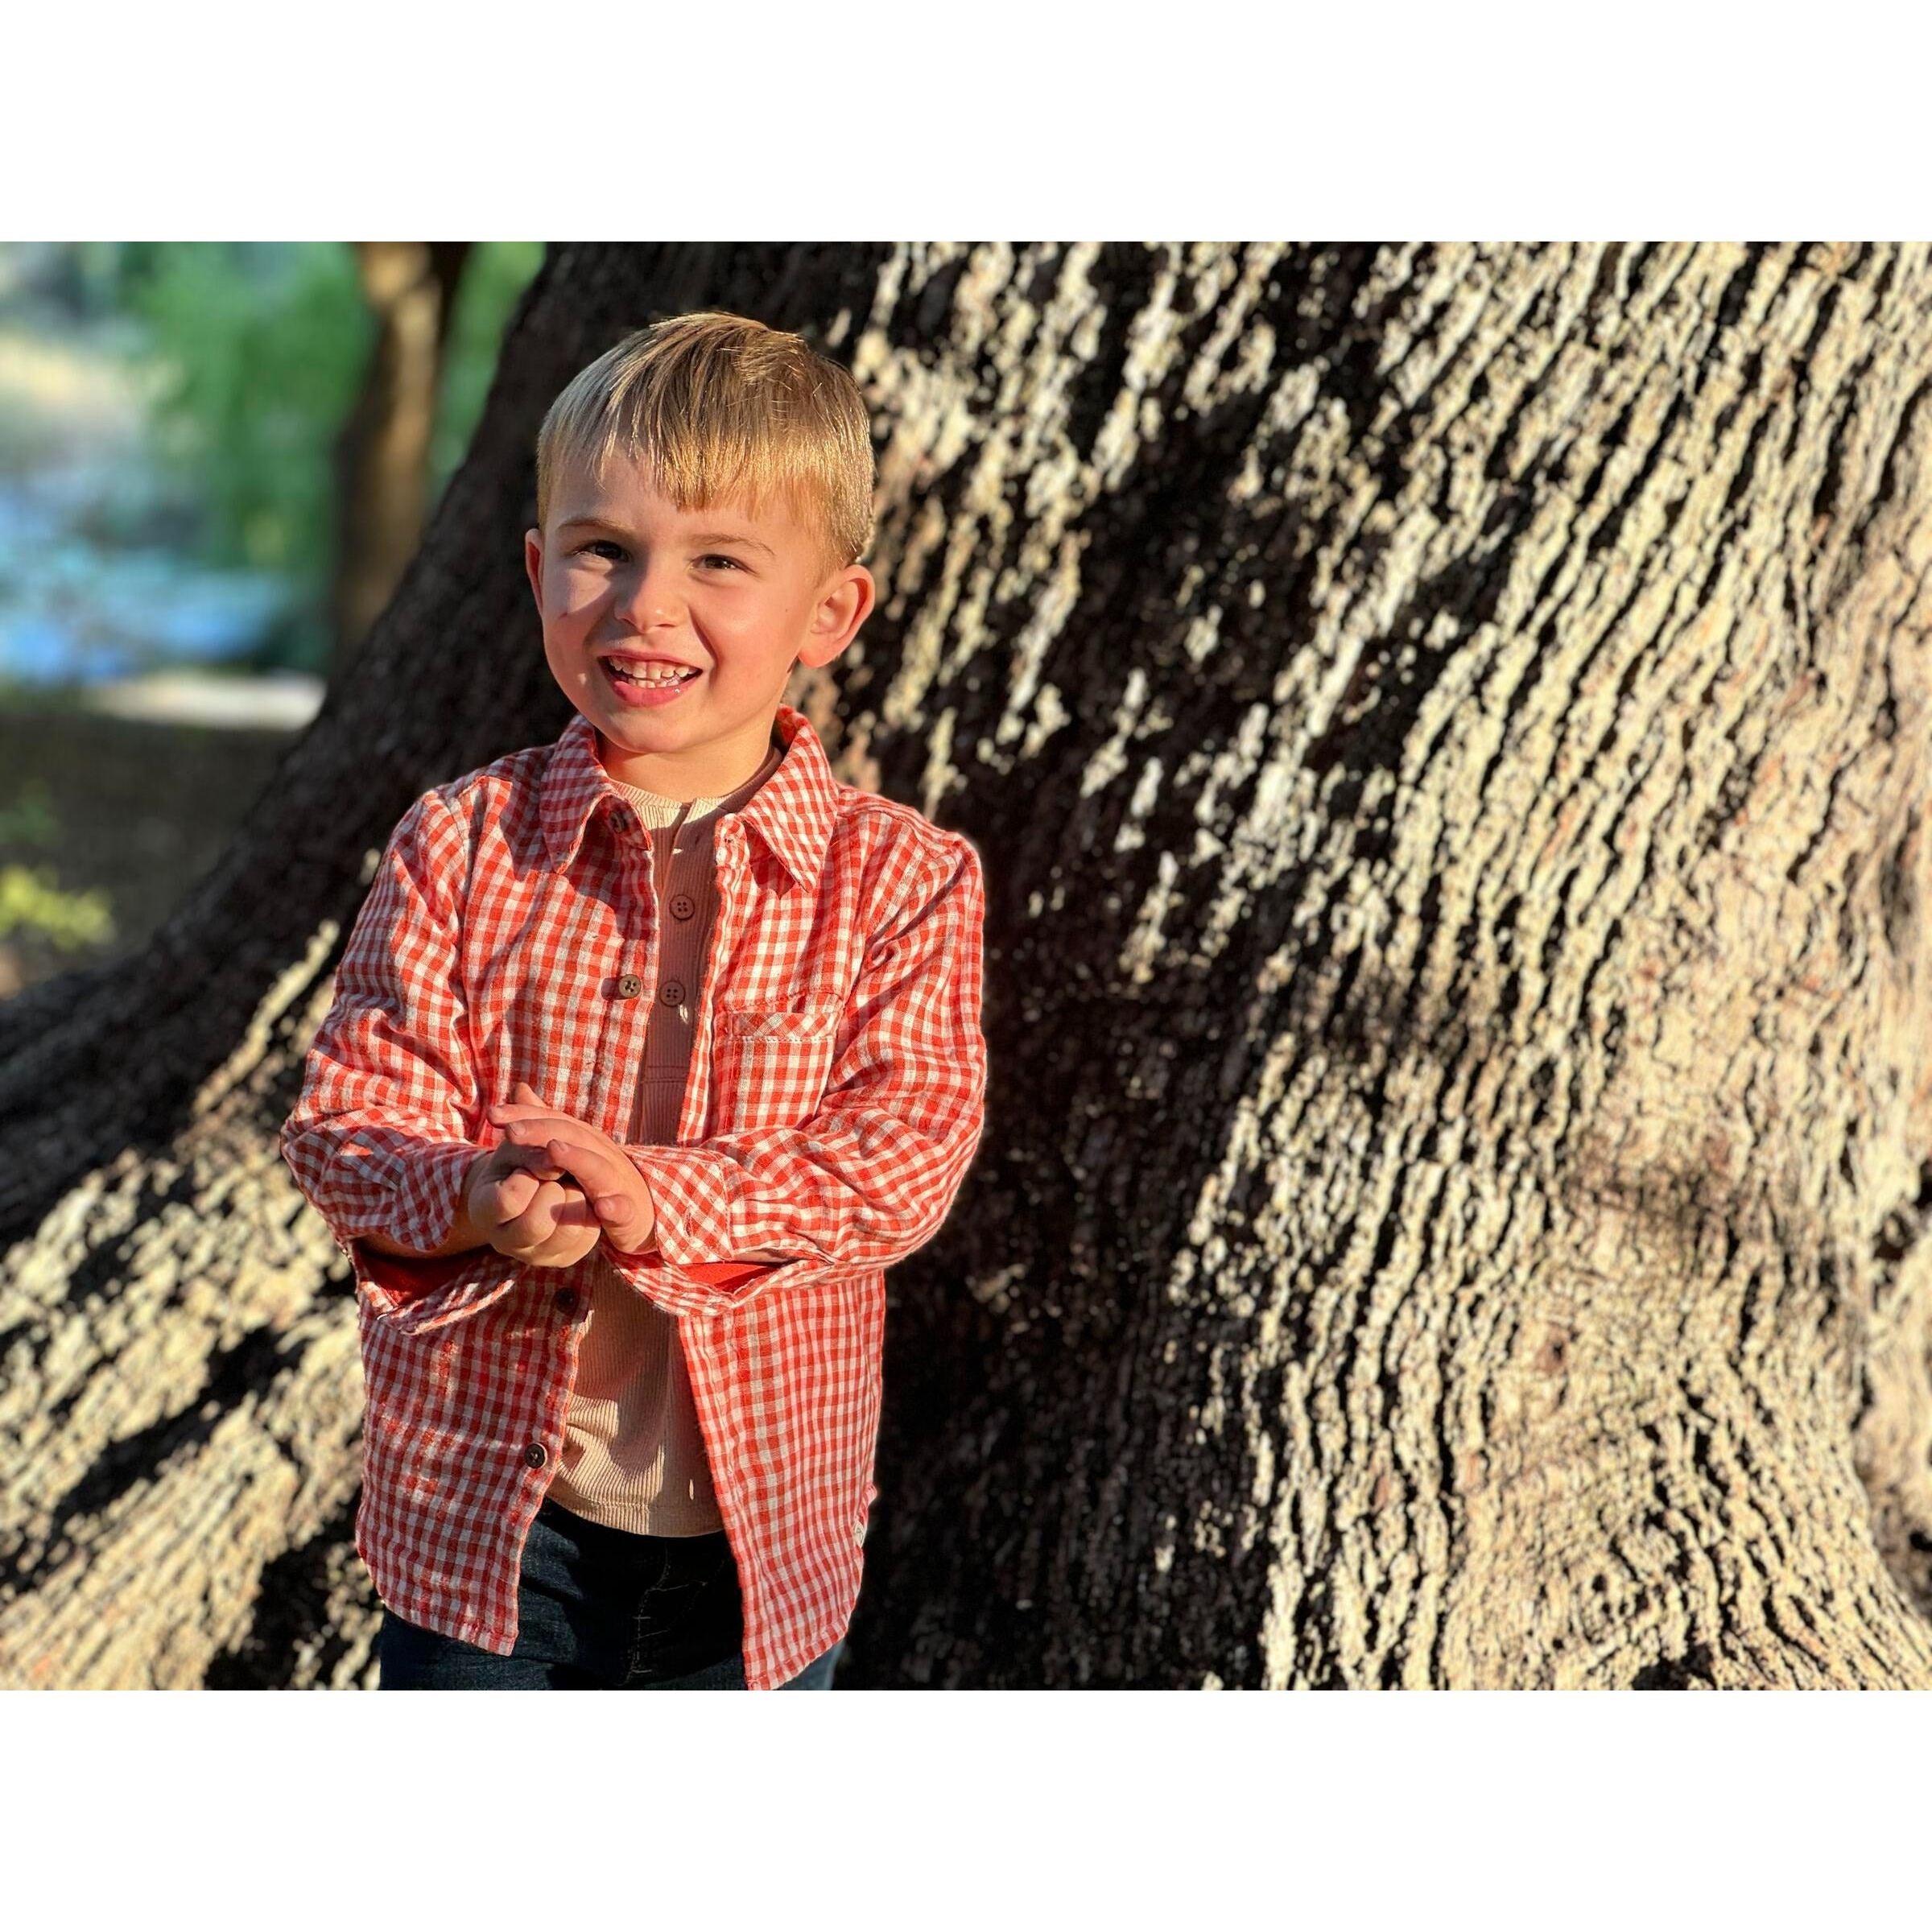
[
  {"x1": 279, "y1": 788, "x2": 495, "y2": 1316},
  {"x1": 605, "y1": 833, "x2": 988, "y2": 1315}
]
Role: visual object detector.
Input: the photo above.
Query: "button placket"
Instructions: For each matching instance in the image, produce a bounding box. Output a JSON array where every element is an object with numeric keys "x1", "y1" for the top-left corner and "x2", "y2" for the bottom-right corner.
[
  {"x1": 601, "y1": 823, "x2": 663, "y2": 1150},
  {"x1": 678, "y1": 832, "x2": 744, "y2": 1145},
  {"x1": 658, "y1": 818, "x2": 699, "y2": 1025}
]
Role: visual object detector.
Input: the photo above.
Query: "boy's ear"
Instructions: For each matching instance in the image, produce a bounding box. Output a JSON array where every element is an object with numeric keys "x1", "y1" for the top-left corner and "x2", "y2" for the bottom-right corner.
[
  {"x1": 799, "y1": 564, "x2": 875, "y2": 671},
  {"x1": 523, "y1": 529, "x2": 545, "y2": 612}
]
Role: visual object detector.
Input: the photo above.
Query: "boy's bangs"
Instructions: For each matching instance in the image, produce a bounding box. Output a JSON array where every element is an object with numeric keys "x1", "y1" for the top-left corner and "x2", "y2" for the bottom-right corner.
[
  {"x1": 535, "y1": 313, "x2": 874, "y2": 572},
  {"x1": 594, "y1": 419, "x2": 814, "y2": 530}
]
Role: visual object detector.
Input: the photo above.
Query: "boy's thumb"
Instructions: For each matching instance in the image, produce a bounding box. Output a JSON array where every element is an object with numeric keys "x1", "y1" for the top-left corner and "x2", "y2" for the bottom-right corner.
[{"x1": 512, "y1": 1080, "x2": 543, "y2": 1104}]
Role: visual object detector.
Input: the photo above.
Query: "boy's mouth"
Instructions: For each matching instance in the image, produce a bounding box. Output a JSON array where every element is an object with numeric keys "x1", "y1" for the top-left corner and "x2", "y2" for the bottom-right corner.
[{"x1": 599, "y1": 657, "x2": 707, "y2": 703}]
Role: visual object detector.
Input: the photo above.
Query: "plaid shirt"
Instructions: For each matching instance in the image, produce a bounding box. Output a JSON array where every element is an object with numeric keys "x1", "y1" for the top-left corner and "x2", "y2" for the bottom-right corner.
[{"x1": 279, "y1": 704, "x2": 987, "y2": 1688}]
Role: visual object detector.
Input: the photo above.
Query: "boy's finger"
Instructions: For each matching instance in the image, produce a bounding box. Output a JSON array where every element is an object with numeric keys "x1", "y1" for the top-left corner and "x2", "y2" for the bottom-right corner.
[
  {"x1": 489, "y1": 1095, "x2": 567, "y2": 1121},
  {"x1": 498, "y1": 1175, "x2": 584, "y2": 1231},
  {"x1": 489, "y1": 1124, "x2": 575, "y2": 1155},
  {"x1": 491, "y1": 1113, "x2": 576, "y2": 1144},
  {"x1": 497, "y1": 1166, "x2": 578, "y2": 1211},
  {"x1": 497, "y1": 1121, "x2": 618, "y2": 1183},
  {"x1": 544, "y1": 1135, "x2": 632, "y2": 1195},
  {"x1": 496, "y1": 1170, "x2": 538, "y2": 1219},
  {"x1": 497, "y1": 1141, "x2": 564, "y2": 1180},
  {"x1": 543, "y1": 1144, "x2": 642, "y2": 1232}
]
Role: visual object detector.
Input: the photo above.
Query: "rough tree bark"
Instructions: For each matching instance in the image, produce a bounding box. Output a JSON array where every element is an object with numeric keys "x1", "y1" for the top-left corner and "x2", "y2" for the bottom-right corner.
[{"x1": 2, "y1": 242, "x2": 1930, "y2": 1690}]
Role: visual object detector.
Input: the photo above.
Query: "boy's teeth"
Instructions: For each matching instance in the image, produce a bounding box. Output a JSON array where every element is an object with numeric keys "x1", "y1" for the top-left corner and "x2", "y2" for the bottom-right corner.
[{"x1": 610, "y1": 663, "x2": 696, "y2": 686}]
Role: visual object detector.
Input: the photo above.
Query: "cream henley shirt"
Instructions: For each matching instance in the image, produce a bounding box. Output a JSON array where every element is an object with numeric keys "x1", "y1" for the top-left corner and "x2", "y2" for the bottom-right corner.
[{"x1": 543, "y1": 721, "x2": 788, "y2": 1538}]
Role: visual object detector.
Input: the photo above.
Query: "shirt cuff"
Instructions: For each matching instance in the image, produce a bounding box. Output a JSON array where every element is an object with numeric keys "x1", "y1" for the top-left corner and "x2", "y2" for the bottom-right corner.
[
  {"x1": 326, "y1": 1139, "x2": 502, "y2": 1329},
  {"x1": 601, "y1": 1145, "x2": 818, "y2": 1315},
  {"x1": 390, "y1": 1137, "x2": 481, "y2": 1253}
]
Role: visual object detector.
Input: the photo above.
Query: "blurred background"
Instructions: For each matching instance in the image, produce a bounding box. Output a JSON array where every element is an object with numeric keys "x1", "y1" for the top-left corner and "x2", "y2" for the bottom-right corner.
[{"x1": 0, "y1": 240, "x2": 543, "y2": 999}]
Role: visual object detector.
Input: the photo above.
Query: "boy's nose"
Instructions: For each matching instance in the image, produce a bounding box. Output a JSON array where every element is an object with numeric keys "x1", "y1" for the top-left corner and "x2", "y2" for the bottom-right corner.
[{"x1": 616, "y1": 570, "x2": 684, "y2": 629}]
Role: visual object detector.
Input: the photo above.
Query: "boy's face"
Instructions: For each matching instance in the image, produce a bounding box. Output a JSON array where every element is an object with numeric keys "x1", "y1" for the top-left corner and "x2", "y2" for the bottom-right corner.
[{"x1": 525, "y1": 452, "x2": 874, "y2": 798}]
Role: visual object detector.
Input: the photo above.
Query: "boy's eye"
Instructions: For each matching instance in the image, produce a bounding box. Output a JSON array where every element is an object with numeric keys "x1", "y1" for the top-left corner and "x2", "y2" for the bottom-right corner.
[{"x1": 573, "y1": 542, "x2": 742, "y2": 572}]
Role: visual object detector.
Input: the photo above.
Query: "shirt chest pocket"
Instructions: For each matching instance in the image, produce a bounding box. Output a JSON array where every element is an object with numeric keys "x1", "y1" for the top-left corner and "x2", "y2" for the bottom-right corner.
[{"x1": 708, "y1": 1001, "x2": 842, "y2": 1131}]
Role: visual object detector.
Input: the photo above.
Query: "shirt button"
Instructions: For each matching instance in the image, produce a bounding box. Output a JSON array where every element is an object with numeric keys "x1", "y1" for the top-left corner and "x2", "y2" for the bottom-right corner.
[
  {"x1": 616, "y1": 973, "x2": 643, "y2": 998},
  {"x1": 670, "y1": 893, "x2": 696, "y2": 919},
  {"x1": 552, "y1": 1288, "x2": 579, "y2": 1316},
  {"x1": 522, "y1": 1442, "x2": 548, "y2": 1468},
  {"x1": 659, "y1": 979, "x2": 686, "y2": 1006}
]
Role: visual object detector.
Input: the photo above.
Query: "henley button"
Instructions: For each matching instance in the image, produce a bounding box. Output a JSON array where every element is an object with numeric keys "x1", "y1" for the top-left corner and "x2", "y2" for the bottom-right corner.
[
  {"x1": 617, "y1": 974, "x2": 643, "y2": 998},
  {"x1": 670, "y1": 893, "x2": 696, "y2": 920},
  {"x1": 553, "y1": 1288, "x2": 579, "y2": 1315},
  {"x1": 523, "y1": 1442, "x2": 548, "y2": 1468},
  {"x1": 659, "y1": 980, "x2": 686, "y2": 1006}
]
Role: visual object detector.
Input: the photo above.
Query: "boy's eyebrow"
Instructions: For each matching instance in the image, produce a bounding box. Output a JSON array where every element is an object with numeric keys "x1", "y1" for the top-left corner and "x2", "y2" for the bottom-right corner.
[
  {"x1": 688, "y1": 529, "x2": 778, "y2": 558},
  {"x1": 555, "y1": 514, "x2": 776, "y2": 559}
]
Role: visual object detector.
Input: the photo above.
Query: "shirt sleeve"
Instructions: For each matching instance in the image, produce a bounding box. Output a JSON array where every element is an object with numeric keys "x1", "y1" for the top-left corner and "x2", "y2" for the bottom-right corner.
[
  {"x1": 603, "y1": 830, "x2": 989, "y2": 1317},
  {"x1": 279, "y1": 786, "x2": 486, "y2": 1308}
]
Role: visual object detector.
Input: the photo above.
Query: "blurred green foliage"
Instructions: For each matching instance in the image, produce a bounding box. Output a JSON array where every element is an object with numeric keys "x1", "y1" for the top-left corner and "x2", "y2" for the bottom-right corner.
[
  {"x1": 121, "y1": 242, "x2": 543, "y2": 673},
  {"x1": 0, "y1": 865, "x2": 114, "y2": 950},
  {"x1": 0, "y1": 781, "x2": 105, "y2": 951},
  {"x1": 432, "y1": 242, "x2": 545, "y2": 493},
  {"x1": 133, "y1": 244, "x2": 371, "y2": 584},
  {"x1": 0, "y1": 779, "x2": 59, "y2": 846}
]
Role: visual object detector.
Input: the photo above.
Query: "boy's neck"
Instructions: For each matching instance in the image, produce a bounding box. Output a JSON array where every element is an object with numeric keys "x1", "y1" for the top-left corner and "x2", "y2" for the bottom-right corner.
[{"x1": 594, "y1": 714, "x2": 782, "y2": 802}]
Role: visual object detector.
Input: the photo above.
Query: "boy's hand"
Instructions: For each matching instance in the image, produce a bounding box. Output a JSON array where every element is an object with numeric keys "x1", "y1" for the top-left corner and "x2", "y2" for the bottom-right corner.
[
  {"x1": 486, "y1": 1081, "x2": 658, "y2": 1257},
  {"x1": 464, "y1": 1114, "x2": 605, "y2": 1269}
]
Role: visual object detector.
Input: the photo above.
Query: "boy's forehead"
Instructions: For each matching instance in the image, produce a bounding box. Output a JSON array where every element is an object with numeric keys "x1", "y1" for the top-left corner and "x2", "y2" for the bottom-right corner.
[{"x1": 551, "y1": 451, "x2": 795, "y2": 534}]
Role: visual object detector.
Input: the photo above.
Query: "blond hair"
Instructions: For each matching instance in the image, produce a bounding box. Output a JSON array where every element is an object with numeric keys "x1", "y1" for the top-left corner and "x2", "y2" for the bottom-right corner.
[{"x1": 534, "y1": 311, "x2": 874, "y2": 578}]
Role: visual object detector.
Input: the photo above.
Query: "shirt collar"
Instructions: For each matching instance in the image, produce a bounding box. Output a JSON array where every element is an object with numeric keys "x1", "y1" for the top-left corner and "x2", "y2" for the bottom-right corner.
[{"x1": 539, "y1": 702, "x2": 841, "y2": 890}]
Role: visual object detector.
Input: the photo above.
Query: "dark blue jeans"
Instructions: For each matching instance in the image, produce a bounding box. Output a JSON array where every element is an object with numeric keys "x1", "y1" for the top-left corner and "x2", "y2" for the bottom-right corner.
[{"x1": 375, "y1": 1493, "x2": 841, "y2": 1690}]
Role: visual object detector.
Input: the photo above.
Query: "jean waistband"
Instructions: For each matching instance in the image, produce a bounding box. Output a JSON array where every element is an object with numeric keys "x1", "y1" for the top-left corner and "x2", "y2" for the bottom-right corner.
[{"x1": 537, "y1": 1494, "x2": 729, "y2": 1554}]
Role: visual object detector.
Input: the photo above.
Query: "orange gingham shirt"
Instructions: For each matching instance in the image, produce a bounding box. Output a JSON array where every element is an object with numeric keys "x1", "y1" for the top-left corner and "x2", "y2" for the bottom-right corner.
[{"x1": 279, "y1": 704, "x2": 988, "y2": 1687}]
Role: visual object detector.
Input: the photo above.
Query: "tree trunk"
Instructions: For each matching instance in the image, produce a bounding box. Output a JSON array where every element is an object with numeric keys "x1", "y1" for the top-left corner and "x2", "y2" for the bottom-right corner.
[
  {"x1": 327, "y1": 241, "x2": 472, "y2": 676},
  {"x1": 3, "y1": 242, "x2": 1930, "y2": 1689}
]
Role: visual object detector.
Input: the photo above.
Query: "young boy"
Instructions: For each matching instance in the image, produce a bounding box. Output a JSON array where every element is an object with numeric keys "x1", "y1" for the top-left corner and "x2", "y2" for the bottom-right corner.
[{"x1": 279, "y1": 311, "x2": 988, "y2": 1690}]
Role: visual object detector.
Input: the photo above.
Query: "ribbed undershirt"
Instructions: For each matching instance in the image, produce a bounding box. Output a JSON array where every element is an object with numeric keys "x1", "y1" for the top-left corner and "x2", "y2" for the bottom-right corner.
[{"x1": 543, "y1": 724, "x2": 787, "y2": 1538}]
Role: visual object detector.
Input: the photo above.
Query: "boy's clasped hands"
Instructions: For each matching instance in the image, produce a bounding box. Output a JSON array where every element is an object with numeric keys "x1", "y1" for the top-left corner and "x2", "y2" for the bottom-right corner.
[{"x1": 464, "y1": 1081, "x2": 658, "y2": 1267}]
